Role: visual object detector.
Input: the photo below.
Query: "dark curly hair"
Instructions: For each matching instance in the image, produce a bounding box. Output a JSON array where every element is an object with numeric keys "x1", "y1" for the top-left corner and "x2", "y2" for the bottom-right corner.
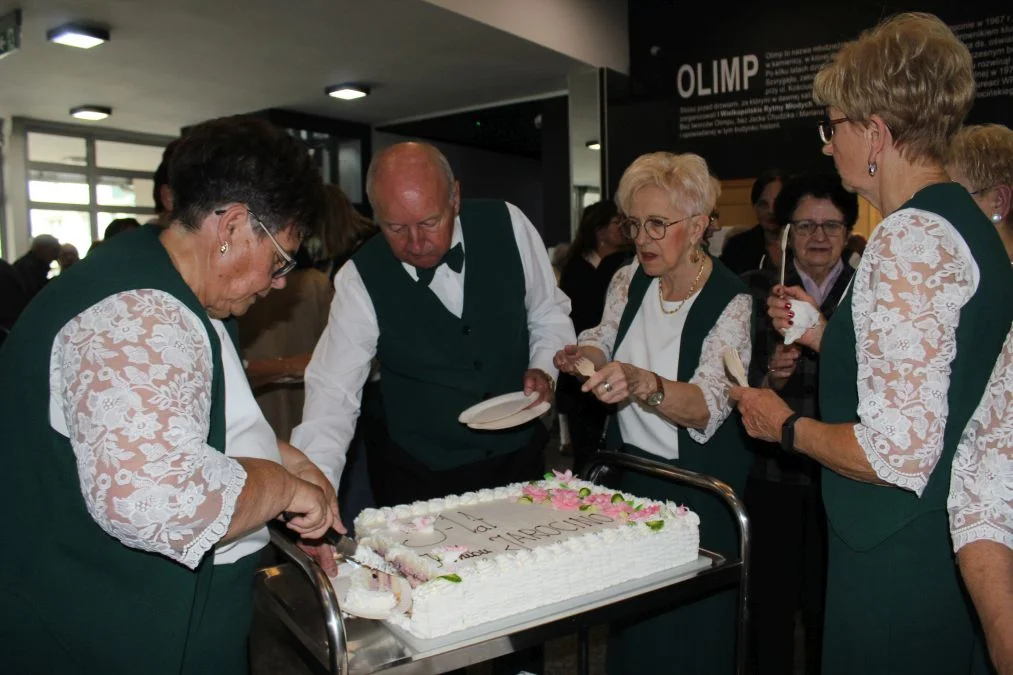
[
  {"x1": 773, "y1": 173, "x2": 859, "y2": 229},
  {"x1": 168, "y1": 116, "x2": 323, "y2": 239},
  {"x1": 563, "y1": 200, "x2": 620, "y2": 269}
]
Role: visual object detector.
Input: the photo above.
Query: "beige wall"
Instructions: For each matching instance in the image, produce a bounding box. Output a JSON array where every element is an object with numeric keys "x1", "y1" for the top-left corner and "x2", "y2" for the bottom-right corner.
[{"x1": 716, "y1": 178, "x2": 881, "y2": 239}]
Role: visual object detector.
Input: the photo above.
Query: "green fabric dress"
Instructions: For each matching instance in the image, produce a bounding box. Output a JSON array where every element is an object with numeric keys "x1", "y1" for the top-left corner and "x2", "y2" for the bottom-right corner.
[
  {"x1": 352, "y1": 198, "x2": 536, "y2": 470},
  {"x1": 0, "y1": 225, "x2": 251, "y2": 674},
  {"x1": 606, "y1": 260, "x2": 753, "y2": 675},
  {"x1": 819, "y1": 183, "x2": 1012, "y2": 675}
]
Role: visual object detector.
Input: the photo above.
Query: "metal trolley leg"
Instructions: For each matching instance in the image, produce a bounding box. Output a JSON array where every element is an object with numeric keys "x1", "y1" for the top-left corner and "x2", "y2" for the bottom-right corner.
[{"x1": 583, "y1": 451, "x2": 751, "y2": 675}]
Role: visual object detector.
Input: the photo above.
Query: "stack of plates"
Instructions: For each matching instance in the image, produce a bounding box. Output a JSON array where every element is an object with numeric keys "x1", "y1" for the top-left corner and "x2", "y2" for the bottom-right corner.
[{"x1": 458, "y1": 391, "x2": 550, "y2": 430}]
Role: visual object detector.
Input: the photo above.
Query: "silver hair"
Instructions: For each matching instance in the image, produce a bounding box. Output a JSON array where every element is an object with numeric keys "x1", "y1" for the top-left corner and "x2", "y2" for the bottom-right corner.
[{"x1": 365, "y1": 142, "x2": 456, "y2": 208}]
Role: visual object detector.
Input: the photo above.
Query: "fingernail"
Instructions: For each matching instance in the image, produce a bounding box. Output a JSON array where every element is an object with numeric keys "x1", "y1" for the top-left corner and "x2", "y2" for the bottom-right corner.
[
  {"x1": 788, "y1": 311, "x2": 795, "y2": 318},
  {"x1": 784, "y1": 303, "x2": 791, "y2": 309},
  {"x1": 788, "y1": 319, "x2": 794, "y2": 326}
]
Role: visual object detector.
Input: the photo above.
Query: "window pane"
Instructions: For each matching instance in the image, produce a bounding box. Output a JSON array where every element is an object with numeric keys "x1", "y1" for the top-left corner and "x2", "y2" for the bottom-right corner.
[
  {"x1": 338, "y1": 140, "x2": 363, "y2": 203},
  {"x1": 27, "y1": 132, "x2": 87, "y2": 166},
  {"x1": 28, "y1": 169, "x2": 90, "y2": 205},
  {"x1": 97, "y1": 176, "x2": 155, "y2": 208},
  {"x1": 30, "y1": 210, "x2": 93, "y2": 259},
  {"x1": 98, "y1": 212, "x2": 152, "y2": 238},
  {"x1": 95, "y1": 140, "x2": 164, "y2": 173}
]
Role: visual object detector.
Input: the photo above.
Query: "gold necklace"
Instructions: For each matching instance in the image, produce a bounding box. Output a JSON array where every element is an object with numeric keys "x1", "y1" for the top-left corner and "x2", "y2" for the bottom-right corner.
[{"x1": 658, "y1": 258, "x2": 707, "y2": 315}]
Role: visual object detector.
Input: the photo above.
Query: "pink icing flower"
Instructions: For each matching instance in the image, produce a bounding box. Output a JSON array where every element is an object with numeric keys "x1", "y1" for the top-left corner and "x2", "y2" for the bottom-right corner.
[
  {"x1": 581, "y1": 493, "x2": 613, "y2": 509},
  {"x1": 521, "y1": 485, "x2": 550, "y2": 502},
  {"x1": 601, "y1": 501, "x2": 634, "y2": 519},
  {"x1": 628, "y1": 504, "x2": 661, "y2": 522},
  {"x1": 433, "y1": 545, "x2": 468, "y2": 564},
  {"x1": 550, "y1": 488, "x2": 583, "y2": 510},
  {"x1": 677, "y1": 505, "x2": 689, "y2": 516},
  {"x1": 552, "y1": 468, "x2": 575, "y2": 483}
]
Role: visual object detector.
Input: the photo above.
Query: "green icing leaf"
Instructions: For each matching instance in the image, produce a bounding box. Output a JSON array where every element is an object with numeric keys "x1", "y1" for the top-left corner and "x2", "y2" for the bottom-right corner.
[
  {"x1": 610, "y1": 493, "x2": 625, "y2": 504},
  {"x1": 438, "y1": 574, "x2": 462, "y2": 583},
  {"x1": 579, "y1": 504, "x2": 594, "y2": 511},
  {"x1": 578, "y1": 487, "x2": 591, "y2": 498},
  {"x1": 544, "y1": 472, "x2": 554, "y2": 480},
  {"x1": 518, "y1": 496, "x2": 533, "y2": 503},
  {"x1": 645, "y1": 520, "x2": 665, "y2": 531}
]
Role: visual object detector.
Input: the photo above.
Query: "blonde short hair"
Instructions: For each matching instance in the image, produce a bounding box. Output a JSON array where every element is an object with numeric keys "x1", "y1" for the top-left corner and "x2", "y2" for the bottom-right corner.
[
  {"x1": 615, "y1": 152, "x2": 717, "y2": 218},
  {"x1": 813, "y1": 12, "x2": 974, "y2": 163},
  {"x1": 948, "y1": 124, "x2": 1013, "y2": 192}
]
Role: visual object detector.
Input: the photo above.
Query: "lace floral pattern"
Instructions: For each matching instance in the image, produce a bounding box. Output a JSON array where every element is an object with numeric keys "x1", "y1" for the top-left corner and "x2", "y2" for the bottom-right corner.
[
  {"x1": 578, "y1": 262, "x2": 752, "y2": 441},
  {"x1": 851, "y1": 208, "x2": 978, "y2": 496},
  {"x1": 948, "y1": 324, "x2": 1013, "y2": 552},
  {"x1": 688, "y1": 294, "x2": 752, "y2": 442},
  {"x1": 50, "y1": 289, "x2": 247, "y2": 569}
]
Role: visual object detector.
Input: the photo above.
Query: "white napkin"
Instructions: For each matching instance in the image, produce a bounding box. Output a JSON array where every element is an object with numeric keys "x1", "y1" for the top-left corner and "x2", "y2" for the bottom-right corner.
[{"x1": 783, "y1": 299, "x2": 821, "y2": 345}]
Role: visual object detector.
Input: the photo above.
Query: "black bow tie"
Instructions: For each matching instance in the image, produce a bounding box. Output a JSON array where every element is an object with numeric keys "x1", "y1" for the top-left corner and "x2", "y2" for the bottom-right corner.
[{"x1": 415, "y1": 243, "x2": 464, "y2": 285}]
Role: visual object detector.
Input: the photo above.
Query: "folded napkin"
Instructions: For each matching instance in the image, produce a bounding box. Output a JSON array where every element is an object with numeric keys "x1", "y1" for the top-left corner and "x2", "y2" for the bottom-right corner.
[{"x1": 783, "y1": 299, "x2": 821, "y2": 345}]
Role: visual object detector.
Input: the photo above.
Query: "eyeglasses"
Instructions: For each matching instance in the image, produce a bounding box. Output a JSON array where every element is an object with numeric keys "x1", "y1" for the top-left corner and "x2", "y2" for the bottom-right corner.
[
  {"x1": 790, "y1": 220, "x2": 847, "y2": 237},
  {"x1": 620, "y1": 213, "x2": 700, "y2": 241},
  {"x1": 214, "y1": 208, "x2": 296, "y2": 278},
  {"x1": 970, "y1": 184, "x2": 998, "y2": 196},
  {"x1": 817, "y1": 117, "x2": 849, "y2": 145}
]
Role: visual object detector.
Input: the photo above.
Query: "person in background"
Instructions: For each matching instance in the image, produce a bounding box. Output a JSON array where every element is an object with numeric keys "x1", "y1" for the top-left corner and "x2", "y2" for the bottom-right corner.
[
  {"x1": 104, "y1": 217, "x2": 142, "y2": 240},
  {"x1": 556, "y1": 151, "x2": 752, "y2": 675},
  {"x1": 149, "y1": 138, "x2": 181, "y2": 227},
  {"x1": 557, "y1": 200, "x2": 632, "y2": 469},
  {"x1": 0, "y1": 258, "x2": 25, "y2": 349},
  {"x1": 57, "y1": 243, "x2": 79, "y2": 271},
  {"x1": 319, "y1": 183, "x2": 378, "y2": 280},
  {"x1": 741, "y1": 172, "x2": 858, "y2": 675},
  {"x1": 843, "y1": 232, "x2": 866, "y2": 267},
  {"x1": 12, "y1": 234, "x2": 60, "y2": 300},
  {"x1": 731, "y1": 13, "x2": 1012, "y2": 674},
  {"x1": 0, "y1": 115, "x2": 335, "y2": 674},
  {"x1": 719, "y1": 168, "x2": 785, "y2": 274},
  {"x1": 947, "y1": 123, "x2": 1013, "y2": 262}
]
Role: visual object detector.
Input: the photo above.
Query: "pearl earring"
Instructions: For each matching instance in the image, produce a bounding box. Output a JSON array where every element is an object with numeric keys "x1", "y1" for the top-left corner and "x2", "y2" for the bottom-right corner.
[
  {"x1": 867, "y1": 163, "x2": 877, "y2": 176},
  {"x1": 219, "y1": 242, "x2": 229, "y2": 255},
  {"x1": 992, "y1": 213, "x2": 1003, "y2": 223}
]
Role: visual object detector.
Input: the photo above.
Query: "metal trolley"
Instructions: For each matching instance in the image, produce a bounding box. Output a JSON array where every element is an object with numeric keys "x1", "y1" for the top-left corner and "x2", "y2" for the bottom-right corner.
[{"x1": 255, "y1": 451, "x2": 751, "y2": 675}]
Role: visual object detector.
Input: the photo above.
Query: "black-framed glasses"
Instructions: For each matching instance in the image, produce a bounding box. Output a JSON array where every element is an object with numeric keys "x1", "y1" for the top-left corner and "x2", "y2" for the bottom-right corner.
[
  {"x1": 214, "y1": 208, "x2": 296, "y2": 278},
  {"x1": 620, "y1": 213, "x2": 700, "y2": 241},
  {"x1": 790, "y1": 220, "x2": 847, "y2": 237},
  {"x1": 817, "y1": 117, "x2": 849, "y2": 145}
]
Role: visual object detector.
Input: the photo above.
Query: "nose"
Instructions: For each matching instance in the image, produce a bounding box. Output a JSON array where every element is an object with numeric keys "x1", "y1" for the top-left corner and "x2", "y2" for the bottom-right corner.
[
  {"x1": 271, "y1": 275, "x2": 287, "y2": 290},
  {"x1": 821, "y1": 142, "x2": 833, "y2": 157}
]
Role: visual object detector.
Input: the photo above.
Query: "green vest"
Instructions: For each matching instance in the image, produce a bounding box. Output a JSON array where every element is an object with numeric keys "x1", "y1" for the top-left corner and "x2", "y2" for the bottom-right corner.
[
  {"x1": 820, "y1": 183, "x2": 1013, "y2": 549},
  {"x1": 0, "y1": 225, "x2": 234, "y2": 674},
  {"x1": 353, "y1": 199, "x2": 535, "y2": 470},
  {"x1": 607, "y1": 259, "x2": 753, "y2": 554}
]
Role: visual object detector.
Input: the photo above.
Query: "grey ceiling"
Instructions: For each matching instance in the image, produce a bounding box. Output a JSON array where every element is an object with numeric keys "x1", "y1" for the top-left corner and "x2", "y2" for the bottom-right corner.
[{"x1": 0, "y1": 0, "x2": 586, "y2": 136}]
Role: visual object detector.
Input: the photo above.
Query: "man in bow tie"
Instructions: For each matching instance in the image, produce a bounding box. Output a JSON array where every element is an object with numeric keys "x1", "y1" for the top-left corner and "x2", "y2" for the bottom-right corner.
[{"x1": 292, "y1": 142, "x2": 574, "y2": 561}]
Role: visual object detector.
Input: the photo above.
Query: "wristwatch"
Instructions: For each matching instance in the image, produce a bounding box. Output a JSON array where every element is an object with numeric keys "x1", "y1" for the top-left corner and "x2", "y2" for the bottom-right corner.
[
  {"x1": 780, "y1": 413, "x2": 804, "y2": 452},
  {"x1": 646, "y1": 373, "x2": 665, "y2": 406}
]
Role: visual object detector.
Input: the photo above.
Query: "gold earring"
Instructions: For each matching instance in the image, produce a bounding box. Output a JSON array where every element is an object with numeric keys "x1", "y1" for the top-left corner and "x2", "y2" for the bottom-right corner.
[
  {"x1": 689, "y1": 243, "x2": 701, "y2": 263},
  {"x1": 219, "y1": 242, "x2": 229, "y2": 255}
]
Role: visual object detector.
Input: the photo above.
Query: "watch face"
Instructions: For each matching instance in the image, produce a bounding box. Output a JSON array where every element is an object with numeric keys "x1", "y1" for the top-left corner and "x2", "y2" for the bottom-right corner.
[{"x1": 647, "y1": 391, "x2": 664, "y2": 406}]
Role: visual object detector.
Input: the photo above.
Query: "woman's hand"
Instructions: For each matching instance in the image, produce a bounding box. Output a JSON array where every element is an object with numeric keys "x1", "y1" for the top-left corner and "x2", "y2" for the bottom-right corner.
[
  {"x1": 767, "y1": 344, "x2": 801, "y2": 389},
  {"x1": 553, "y1": 345, "x2": 607, "y2": 377},
  {"x1": 768, "y1": 285, "x2": 826, "y2": 352},
  {"x1": 581, "y1": 361, "x2": 656, "y2": 405},
  {"x1": 282, "y1": 477, "x2": 335, "y2": 540},
  {"x1": 729, "y1": 386, "x2": 794, "y2": 443}
]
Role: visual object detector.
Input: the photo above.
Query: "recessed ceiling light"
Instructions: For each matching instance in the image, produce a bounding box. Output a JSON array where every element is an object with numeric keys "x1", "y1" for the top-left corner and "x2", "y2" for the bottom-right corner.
[
  {"x1": 326, "y1": 84, "x2": 370, "y2": 101},
  {"x1": 47, "y1": 23, "x2": 110, "y2": 49},
  {"x1": 586, "y1": 141, "x2": 601, "y2": 151},
  {"x1": 70, "y1": 105, "x2": 112, "y2": 121}
]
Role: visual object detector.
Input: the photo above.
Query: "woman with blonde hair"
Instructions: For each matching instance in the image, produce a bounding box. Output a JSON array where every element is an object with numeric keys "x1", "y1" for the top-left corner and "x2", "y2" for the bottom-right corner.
[
  {"x1": 731, "y1": 13, "x2": 1013, "y2": 674},
  {"x1": 948, "y1": 123, "x2": 1013, "y2": 261},
  {"x1": 555, "y1": 152, "x2": 752, "y2": 674}
]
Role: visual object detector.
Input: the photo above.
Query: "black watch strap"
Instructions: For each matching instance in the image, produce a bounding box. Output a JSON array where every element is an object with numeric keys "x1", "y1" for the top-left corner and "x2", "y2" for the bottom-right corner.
[{"x1": 780, "y1": 413, "x2": 804, "y2": 452}]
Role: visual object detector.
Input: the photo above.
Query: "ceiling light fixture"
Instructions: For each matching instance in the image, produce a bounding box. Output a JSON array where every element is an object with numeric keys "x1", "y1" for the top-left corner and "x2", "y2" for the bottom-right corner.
[
  {"x1": 586, "y1": 141, "x2": 601, "y2": 151},
  {"x1": 47, "y1": 23, "x2": 110, "y2": 49},
  {"x1": 70, "y1": 105, "x2": 112, "y2": 121},
  {"x1": 326, "y1": 84, "x2": 370, "y2": 101}
]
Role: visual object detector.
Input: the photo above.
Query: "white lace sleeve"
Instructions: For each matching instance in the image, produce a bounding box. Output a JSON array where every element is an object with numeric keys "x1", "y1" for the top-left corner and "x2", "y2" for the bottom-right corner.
[
  {"x1": 577, "y1": 262, "x2": 637, "y2": 358},
  {"x1": 50, "y1": 289, "x2": 247, "y2": 570},
  {"x1": 688, "y1": 293, "x2": 753, "y2": 442},
  {"x1": 948, "y1": 324, "x2": 1013, "y2": 552},
  {"x1": 851, "y1": 209, "x2": 978, "y2": 496}
]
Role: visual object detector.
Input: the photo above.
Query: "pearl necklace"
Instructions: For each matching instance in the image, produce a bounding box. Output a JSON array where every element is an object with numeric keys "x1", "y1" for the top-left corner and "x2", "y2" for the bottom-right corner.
[{"x1": 658, "y1": 258, "x2": 706, "y2": 315}]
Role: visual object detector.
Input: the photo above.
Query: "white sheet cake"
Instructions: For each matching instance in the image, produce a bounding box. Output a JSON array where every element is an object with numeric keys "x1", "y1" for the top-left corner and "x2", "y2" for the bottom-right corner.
[{"x1": 352, "y1": 470, "x2": 700, "y2": 639}]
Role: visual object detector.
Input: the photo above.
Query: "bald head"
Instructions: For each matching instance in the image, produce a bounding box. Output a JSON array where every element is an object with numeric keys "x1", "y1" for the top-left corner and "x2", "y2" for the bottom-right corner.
[
  {"x1": 31, "y1": 234, "x2": 61, "y2": 262},
  {"x1": 365, "y1": 142, "x2": 461, "y2": 269},
  {"x1": 366, "y1": 142, "x2": 456, "y2": 214}
]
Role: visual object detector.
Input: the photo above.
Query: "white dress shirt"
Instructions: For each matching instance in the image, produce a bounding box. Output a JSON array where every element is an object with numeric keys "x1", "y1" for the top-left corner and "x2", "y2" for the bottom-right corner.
[{"x1": 291, "y1": 202, "x2": 575, "y2": 490}]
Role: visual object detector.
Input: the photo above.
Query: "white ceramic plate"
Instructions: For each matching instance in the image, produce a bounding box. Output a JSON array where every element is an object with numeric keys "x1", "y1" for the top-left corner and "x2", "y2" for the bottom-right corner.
[
  {"x1": 457, "y1": 391, "x2": 539, "y2": 425},
  {"x1": 467, "y1": 400, "x2": 551, "y2": 430}
]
